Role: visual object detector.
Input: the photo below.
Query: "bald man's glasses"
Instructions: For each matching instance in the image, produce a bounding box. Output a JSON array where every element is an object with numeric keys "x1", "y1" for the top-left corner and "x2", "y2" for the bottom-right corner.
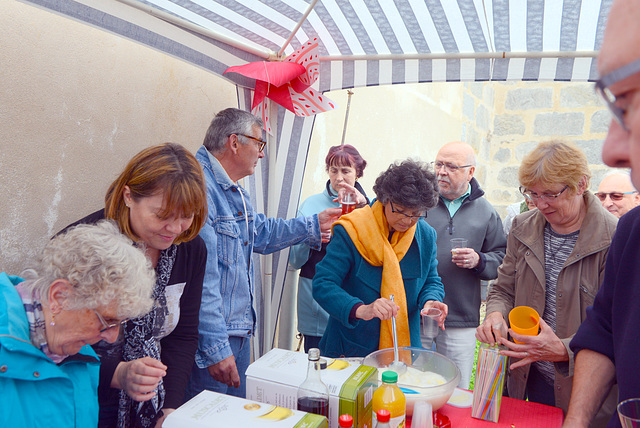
[
  {"x1": 432, "y1": 161, "x2": 473, "y2": 173},
  {"x1": 595, "y1": 58, "x2": 640, "y2": 132},
  {"x1": 594, "y1": 191, "x2": 638, "y2": 202}
]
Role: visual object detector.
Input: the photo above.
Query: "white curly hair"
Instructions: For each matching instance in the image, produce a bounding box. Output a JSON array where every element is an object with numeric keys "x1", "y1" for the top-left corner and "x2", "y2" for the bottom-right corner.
[{"x1": 23, "y1": 220, "x2": 155, "y2": 318}]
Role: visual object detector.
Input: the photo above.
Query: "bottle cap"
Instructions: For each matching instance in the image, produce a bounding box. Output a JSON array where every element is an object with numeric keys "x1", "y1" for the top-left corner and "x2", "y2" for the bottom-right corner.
[
  {"x1": 377, "y1": 409, "x2": 391, "y2": 423},
  {"x1": 338, "y1": 414, "x2": 353, "y2": 427},
  {"x1": 319, "y1": 358, "x2": 328, "y2": 370},
  {"x1": 308, "y1": 348, "x2": 320, "y2": 361},
  {"x1": 381, "y1": 370, "x2": 398, "y2": 384}
]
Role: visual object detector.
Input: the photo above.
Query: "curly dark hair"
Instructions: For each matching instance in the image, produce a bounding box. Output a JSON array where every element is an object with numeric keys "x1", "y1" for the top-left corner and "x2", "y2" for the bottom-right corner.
[{"x1": 373, "y1": 159, "x2": 439, "y2": 211}]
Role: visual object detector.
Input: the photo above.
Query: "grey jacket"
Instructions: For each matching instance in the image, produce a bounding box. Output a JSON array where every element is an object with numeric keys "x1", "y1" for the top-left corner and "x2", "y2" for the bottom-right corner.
[{"x1": 426, "y1": 177, "x2": 507, "y2": 327}]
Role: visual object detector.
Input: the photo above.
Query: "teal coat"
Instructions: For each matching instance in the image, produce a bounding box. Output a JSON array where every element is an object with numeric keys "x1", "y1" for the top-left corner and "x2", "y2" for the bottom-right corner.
[
  {"x1": 313, "y1": 221, "x2": 444, "y2": 357},
  {"x1": 0, "y1": 272, "x2": 100, "y2": 427}
]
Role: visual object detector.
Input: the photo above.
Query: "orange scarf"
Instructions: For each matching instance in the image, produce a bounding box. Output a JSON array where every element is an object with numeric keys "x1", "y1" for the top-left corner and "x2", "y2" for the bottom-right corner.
[{"x1": 335, "y1": 201, "x2": 416, "y2": 350}]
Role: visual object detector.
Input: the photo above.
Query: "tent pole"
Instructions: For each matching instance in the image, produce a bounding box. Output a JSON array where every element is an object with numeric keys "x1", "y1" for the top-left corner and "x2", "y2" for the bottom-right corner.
[
  {"x1": 115, "y1": 0, "x2": 278, "y2": 60},
  {"x1": 319, "y1": 50, "x2": 598, "y2": 61},
  {"x1": 340, "y1": 90, "x2": 354, "y2": 146},
  {"x1": 278, "y1": 0, "x2": 319, "y2": 57}
]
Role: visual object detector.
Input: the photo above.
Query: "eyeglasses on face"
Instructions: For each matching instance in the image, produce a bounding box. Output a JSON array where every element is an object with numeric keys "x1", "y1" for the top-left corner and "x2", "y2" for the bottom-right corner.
[
  {"x1": 389, "y1": 201, "x2": 427, "y2": 220},
  {"x1": 594, "y1": 191, "x2": 638, "y2": 202},
  {"x1": 432, "y1": 161, "x2": 473, "y2": 173},
  {"x1": 236, "y1": 133, "x2": 267, "y2": 152},
  {"x1": 594, "y1": 57, "x2": 640, "y2": 132},
  {"x1": 519, "y1": 185, "x2": 569, "y2": 203},
  {"x1": 94, "y1": 310, "x2": 127, "y2": 333}
]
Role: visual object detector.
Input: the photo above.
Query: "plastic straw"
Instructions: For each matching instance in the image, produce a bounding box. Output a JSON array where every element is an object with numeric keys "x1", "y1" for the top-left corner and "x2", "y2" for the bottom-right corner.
[{"x1": 471, "y1": 343, "x2": 507, "y2": 422}]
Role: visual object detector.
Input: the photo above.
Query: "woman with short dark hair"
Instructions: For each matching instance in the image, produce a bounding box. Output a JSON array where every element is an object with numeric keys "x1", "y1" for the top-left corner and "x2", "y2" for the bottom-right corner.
[{"x1": 313, "y1": 159, "x2": 447, "y2": 358}]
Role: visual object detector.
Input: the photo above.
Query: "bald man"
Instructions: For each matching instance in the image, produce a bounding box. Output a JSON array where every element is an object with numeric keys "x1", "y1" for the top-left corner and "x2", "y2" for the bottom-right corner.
[
  {"x1": 426, "y1": 141, "x2": 506, "y2": 389},
  {"x1": 596, "y1": 172, "x2": 640, "y2": 218}
]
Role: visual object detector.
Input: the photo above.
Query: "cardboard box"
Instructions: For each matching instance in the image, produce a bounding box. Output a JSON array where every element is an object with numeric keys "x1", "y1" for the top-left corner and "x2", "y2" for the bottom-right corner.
[
  {"x1": 164, "y1": 390, "x2": 327, "y2": 428},
  {"x1": 246, "y1": 348, "x2": 377, "y2": 428}
]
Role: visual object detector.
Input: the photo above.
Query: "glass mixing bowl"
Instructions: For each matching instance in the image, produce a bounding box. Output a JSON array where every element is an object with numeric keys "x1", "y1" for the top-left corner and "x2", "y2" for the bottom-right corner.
[{"x1": 362, "y1": 347, "x2": 460, "y2": 415}]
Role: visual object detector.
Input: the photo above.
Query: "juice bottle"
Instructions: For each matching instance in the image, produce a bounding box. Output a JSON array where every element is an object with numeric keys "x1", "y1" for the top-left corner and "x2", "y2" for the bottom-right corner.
[{"x1": 372, "y1": 371, "x2": 406, "y2": 428}]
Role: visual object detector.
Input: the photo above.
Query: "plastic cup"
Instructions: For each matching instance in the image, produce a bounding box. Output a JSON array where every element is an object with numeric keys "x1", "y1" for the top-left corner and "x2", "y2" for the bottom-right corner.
[
  {"x1": 341, "y1": 192, "x2": 356, "y2": 216},
  {"x1": 618, "y1": 398, "x2": 640, "y2": 427},
  {"x1": 450, "y1": 238, "x2": 468, "y2": 254},
  {"x1": 420, "y1": 308, "x2": 442, "y2": 349},
  {"x1": 412, "y1": 400, "x2": 434, "y2": 428},
  {"x1": 508, "y1": 306, "x2": 540, "y2": 344}
]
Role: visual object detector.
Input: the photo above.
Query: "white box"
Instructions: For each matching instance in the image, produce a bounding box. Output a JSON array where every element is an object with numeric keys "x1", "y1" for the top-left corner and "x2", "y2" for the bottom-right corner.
[
  {"x1": 164, "y1": 390, "x2": 327, "y2": 428},
  {"x1": 246, "y1": 348, "x2": 377, "y2": 428}
]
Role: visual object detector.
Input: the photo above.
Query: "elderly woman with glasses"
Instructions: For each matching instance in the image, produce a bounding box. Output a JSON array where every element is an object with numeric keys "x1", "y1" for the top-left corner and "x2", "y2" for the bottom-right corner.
[
  {"x1": 313, "y1": 159, "x2": 447, "y2": 358},
  {"x1": 476, "y1": 140, "x2": 618, "y2": 422},
  {"x1": 1, "y1": 221, "x2": 155, "y2": 427}
]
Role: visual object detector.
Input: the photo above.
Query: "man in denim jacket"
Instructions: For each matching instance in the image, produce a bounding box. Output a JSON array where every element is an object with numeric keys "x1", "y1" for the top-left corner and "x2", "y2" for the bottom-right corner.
[{"x1": 186, "y1": 108, "x2": 341, "y2": 399}]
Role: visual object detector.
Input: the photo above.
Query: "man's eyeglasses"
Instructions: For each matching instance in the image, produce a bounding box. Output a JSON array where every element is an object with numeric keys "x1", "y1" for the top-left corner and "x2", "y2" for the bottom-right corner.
[
  {"x1": 594, "y1": 191, "x2": 638, "y2": 202},
  {"x1": 237, "y1": 134, "x2": 267, "y2": 152},
  {"x1": 432, "y1": 161, "x2": 473, "y2": 173},
  {"x1": 94, "y1": 310, "x2": 127, "y2": 333},
  {"x1": 390, "y1": 201, "x2": 426, "y2": 220},
  {"x1": 519, "y1": 185, "x2": 569, "y2": 203},
  {"x1": 595, "y1": 57, "x2": 640, "y2": 132}
]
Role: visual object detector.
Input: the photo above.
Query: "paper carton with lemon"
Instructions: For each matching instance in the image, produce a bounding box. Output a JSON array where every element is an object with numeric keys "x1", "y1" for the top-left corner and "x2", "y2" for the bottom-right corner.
[
  {"x1": 246, "y1": 348, "x2": 377, "y2": 428},
  {"x1": 163, "y1": 389, "x2": 327, "y2": 428}
]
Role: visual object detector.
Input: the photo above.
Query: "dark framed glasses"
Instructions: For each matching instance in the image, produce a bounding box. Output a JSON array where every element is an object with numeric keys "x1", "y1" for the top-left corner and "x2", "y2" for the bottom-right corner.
[
  {"x1": 594, "y1": 191, "x2": 638, "y2": 202},
  {"x1": 519, "y1": 185, "x2": 568, "y2": 203},
  {"x1": 390, "y1": 201, "x2": 426, "y2": 219},
  {"x1": 595, "y1": 58, "x2": 640, "y2": 132},
  {"x1": 237, "y1": 133, "x2": 267, "y2": 152},
  {"x1": 431, "y1": 161, "x2": 473, "y2": 173}
]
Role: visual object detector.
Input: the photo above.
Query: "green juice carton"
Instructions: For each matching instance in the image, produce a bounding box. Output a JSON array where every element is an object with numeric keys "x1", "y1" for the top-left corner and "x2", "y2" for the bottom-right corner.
[
  {"x1": 246, "y1": 348, "x2": 378, "y2": 428},
  {"x1": 164, "y1": 389, "x2": 327, "y2": 428}
]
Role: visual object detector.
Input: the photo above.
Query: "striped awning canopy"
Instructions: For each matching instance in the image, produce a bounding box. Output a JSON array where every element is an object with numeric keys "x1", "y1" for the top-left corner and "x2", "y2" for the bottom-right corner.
[{"x1": 27, "y1": 0, "x2": 612, "y2": 92}]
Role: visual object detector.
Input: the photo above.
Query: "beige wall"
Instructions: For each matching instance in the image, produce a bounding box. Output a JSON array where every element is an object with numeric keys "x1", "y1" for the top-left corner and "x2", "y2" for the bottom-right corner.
[{"x1": 0, "y1": 0, "x2": 236, "y2": 273}]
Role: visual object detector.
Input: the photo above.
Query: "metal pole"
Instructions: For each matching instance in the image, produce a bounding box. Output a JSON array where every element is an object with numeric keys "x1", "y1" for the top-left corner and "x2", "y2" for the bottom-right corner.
[{"x1": 340, "y1": 90, "x2": 354, "y2": 146}]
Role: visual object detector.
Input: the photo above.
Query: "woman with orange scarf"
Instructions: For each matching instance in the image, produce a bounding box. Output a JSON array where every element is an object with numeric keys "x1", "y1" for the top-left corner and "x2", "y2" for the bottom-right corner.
[{"x1": 313, "y1": 159, "x2": 448, "y2": 357}]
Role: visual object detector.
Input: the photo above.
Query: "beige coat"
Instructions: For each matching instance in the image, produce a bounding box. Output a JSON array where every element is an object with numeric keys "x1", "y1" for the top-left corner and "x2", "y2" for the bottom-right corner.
[{"x1": 485, "y1": 192, "x2": 618, "y2": 426}]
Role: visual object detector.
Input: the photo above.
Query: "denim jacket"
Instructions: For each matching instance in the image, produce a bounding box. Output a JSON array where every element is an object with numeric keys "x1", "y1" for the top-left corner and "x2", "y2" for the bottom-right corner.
[{"x1": 195, "y1": 146, "x2": 322, "y2": 367}]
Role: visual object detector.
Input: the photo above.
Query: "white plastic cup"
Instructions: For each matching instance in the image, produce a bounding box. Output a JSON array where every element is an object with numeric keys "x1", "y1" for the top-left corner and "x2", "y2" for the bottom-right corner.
[{"x1": 412, "y1": 400, "x2": 433, "y2": 428}]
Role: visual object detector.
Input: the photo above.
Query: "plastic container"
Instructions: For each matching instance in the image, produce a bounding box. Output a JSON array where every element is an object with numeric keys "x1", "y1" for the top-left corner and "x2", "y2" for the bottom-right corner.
[
  {"x1": 508, "y1": 306, "x2": 540, "y2": 344},
  {"x1": 375, "y1": 409, "x2": 391, "y2": 428},
  {"x1": 297, "y1": 348, "x2": 330, "y2": 417},
  {"x1": 363, "y1": 347, "x2": 460, "y2": 415},
  {"x1": 372, "y1": 371, "x2": 405, "y2": 428}
]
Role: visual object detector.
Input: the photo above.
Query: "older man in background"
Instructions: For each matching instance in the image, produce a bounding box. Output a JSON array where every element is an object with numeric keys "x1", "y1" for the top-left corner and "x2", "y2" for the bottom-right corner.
[
  {"x1": 186, "y1": 108, "x2": 340, "y2": 400},
  {"x1": 564, "y1": 0, "x2": 640, "y2": 426},
  {"x1": 426, "y1": 141, "x2": 507, "y2": 389},
  {"x1": 595, "y1": 171, "x2": 639, "y2": 218}
]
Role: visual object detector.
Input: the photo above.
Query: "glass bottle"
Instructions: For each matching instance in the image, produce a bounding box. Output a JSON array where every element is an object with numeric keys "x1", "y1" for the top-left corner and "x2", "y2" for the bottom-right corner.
[
  {"x1": 372, "y1": 371, "x2": 405, "y2": 428},
  {"x1": 297, "y1": 348, "x2": 329, "y2": 417}
]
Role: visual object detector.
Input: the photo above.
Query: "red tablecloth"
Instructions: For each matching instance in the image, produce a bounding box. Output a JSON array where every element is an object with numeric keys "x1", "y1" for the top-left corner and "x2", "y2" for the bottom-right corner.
[{"x1": 408, "y1": 391, "x2": 564, "y2": 427}]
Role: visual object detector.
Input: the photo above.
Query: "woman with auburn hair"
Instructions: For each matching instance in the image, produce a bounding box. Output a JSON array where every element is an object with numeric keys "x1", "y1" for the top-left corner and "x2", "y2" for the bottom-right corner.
[
  {"x1": 62, "y1": 143, "x2": 208, "y2": 428},
  {"x1": 476, "y1": 140, "x2": 618, "y2": 424},
  {"x1": 289, "y1": 144, "x2": 369, "y2": 352}
]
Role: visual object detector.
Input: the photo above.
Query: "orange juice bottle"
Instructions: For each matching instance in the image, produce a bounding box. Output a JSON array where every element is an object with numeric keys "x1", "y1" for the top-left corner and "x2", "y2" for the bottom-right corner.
[{"x1": 372, "y1": 371, "x2": 406, "y2": 428}]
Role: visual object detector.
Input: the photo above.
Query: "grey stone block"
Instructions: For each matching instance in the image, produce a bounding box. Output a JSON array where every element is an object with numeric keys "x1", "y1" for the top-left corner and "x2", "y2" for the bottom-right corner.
[
  {"x1": 505, "y1": 88, "x2": 553, "y2": 110},
  {"x1": 515, "y1": 141, "x2": 539, "y2": 162},
  {"x1": 493, "y1": 147, "x2": 511, "y2": 163},
  {"x1": 534, "y1": 112, "x2": 584, "y2": 136},
  {"x1": 590, "y1": 109, "x2": 612, "y2": 133},
  {"x1": 497, "y1": 166, "x2": 520, "y2": 188},
  {"x1": 476, "y1": 104, "x2": 489, "y2": 130},
  {"x1": 494, "y1": 115, "x2": 526, "y2": 136},
  {"x1": 574, "y1": 139, "x2": 606, "y2": 164},
  {"x1": 560, "y1": 85, "x2": 600, "y2": 108},
  {"x1": 463, "y1": 92, "x2": 475, "y2": 121}
]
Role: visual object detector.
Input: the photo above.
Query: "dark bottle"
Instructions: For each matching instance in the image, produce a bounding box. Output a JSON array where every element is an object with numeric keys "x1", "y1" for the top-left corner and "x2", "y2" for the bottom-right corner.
[{"x1": 297, "y1": 348, "x2": 330, "y2": 417}]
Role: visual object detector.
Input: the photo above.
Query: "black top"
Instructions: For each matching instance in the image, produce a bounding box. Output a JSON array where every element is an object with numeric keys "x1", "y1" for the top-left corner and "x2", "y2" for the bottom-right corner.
[{"x1": 62, "y1": 210, "x2": 206, "y2": 413}]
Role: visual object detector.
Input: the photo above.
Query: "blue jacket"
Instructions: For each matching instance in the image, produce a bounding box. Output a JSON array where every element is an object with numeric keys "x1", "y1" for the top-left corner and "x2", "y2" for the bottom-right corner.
[
  {"x1": 0, "y1": 272, "x2": 100, "y2": 427},
  {"x1": 195, "y1": 146, "x2": 322, "y2": 367},
  {"x1": 313, "y1": 221, "x2": 445, "y2": 358}
]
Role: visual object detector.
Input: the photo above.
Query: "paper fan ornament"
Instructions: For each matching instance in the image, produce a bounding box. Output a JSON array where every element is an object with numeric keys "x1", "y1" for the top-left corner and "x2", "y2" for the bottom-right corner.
[{"x1": 224, "y1": 38, "x2": 336, "y2": 135}]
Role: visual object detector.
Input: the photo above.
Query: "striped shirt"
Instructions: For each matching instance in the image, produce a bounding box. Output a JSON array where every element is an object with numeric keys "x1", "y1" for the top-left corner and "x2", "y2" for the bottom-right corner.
[{"x1": 534, "y1": 224, "x2": 579, "y2": 385}]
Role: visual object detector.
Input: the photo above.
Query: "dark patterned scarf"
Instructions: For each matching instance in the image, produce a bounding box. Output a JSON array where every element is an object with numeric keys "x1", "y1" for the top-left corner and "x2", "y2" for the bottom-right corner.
[{"x1": 117, "y1": 244, "x2": 177, "y2": 428}]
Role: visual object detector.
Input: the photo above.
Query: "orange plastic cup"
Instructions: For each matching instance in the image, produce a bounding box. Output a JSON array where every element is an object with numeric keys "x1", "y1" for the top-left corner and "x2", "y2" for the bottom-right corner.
[{"x1": 508, "y1": 306, "x2": 540, "y2": 344}]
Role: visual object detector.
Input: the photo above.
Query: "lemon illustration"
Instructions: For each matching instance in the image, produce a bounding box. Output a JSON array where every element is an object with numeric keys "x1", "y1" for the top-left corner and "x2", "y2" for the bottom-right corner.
[
  {"x1": 326, "y1": 359, "x2": 350, "y2": 370},
  {"x1": 256, "y1": 406, "x2": 295, "y2": 421}
]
